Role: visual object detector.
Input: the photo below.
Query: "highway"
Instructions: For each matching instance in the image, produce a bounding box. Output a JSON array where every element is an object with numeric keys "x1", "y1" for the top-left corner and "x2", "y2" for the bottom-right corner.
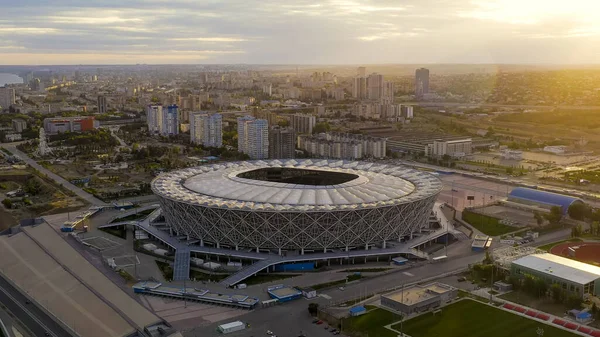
[
  {"x1": 0, "y1": 143, "x2": 105, "y2": 206},
  {"x1": 0, "y1": 275, "x2": 74, "y2": 337}
]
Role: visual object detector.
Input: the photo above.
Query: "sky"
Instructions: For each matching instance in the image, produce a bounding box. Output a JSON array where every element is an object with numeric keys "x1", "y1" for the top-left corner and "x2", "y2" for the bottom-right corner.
[{"x1": 2, "y1": 0, "x2": 600, "y2": 65}]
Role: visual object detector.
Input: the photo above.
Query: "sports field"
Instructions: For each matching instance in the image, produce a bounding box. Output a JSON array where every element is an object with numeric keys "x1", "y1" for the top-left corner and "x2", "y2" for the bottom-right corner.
[{"x1": 394, "y1": 299, "x2": 578, "y2": 337}]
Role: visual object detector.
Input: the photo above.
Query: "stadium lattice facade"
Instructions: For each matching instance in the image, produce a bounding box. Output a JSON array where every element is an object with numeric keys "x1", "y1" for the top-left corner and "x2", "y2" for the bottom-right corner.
[{"x1": 152, "y1": 159, "x2": 442, "y2": 254}]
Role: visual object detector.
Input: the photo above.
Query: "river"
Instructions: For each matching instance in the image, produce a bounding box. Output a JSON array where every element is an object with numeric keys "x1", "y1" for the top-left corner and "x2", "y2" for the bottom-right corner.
[{"x1": 0, "y1": 73, "x2": 24, "y2": 86}]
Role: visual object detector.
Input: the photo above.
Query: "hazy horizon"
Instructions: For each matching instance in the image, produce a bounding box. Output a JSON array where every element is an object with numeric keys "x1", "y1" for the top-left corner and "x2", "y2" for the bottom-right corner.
[{"x1": 2, "y1": 0, "x2": 600, "y2": 65}]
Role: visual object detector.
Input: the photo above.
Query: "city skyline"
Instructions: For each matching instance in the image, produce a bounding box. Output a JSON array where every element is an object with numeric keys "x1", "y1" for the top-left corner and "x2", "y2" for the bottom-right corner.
[{"x1": 2, "y1": 0, "x2": 600, "y2": 65}]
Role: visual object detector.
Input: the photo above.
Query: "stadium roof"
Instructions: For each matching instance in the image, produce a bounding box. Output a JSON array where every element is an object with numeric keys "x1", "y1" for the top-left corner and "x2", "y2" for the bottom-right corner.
[
  {"x1": 152, "y1": 159, "x2": 442, "y2": 212},
  {"x1": 509, "y1": 187, "x2": 583, "y2": 214},
  {"x1": 512, "y1": 253, "x2": 600, "y2": 285}
]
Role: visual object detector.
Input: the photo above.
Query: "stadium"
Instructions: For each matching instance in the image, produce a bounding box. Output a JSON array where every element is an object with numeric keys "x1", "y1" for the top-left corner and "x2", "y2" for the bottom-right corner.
[{"x1": 151, "y1": 159, "x2": 442, "y2": 255}]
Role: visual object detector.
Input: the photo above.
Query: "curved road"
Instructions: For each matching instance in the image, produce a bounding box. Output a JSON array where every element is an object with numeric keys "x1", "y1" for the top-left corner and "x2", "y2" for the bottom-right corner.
[{"x1": 0, "y1": 143, "x2": 105, "y2": 206}]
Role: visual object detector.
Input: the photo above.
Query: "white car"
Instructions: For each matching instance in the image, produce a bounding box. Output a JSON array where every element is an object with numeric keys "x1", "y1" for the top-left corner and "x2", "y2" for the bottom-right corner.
[{"x1": 267, "y1": 331, "x2": 273, "y2": 335}]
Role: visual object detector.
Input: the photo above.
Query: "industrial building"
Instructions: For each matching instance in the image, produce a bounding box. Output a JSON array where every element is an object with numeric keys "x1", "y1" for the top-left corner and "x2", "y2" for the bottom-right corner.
[
  {"x1": 381, "y1": 283, "x2": 457, "y2": 314},
  {"x1": 511, "y1": 254, "x2": 600, "y2": 298},
  {"x1": 43, "y1": 116, "x2": 99, "y2": 134},
  {"x1": 508, "y1": 188, "x2": 584, "y2": 215}
]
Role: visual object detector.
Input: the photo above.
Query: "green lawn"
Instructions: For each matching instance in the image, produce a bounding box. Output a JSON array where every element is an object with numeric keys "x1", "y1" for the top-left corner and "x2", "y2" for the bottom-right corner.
[
  {"x1": 395, "y1": 299, "x2": 578, "y2": 337},
  {"x1": 537, "y1": 238, "x2": 582, "y2": 252},
  {"x1": 462, "y1": 210, "x2": 516, "y2": 236},
  {"x1": 342, "y1": 307, "x2": 401, "y2": 337}
]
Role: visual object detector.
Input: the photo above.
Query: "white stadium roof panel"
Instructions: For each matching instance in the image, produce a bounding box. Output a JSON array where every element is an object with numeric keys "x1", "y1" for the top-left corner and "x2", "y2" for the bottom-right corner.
[{"x1": 154, "y1": 159, "x2": 441, "y2": 212}]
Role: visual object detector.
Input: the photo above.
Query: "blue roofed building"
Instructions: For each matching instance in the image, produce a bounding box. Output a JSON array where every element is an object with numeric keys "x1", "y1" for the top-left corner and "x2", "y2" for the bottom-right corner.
[{"x1": 508, "y1": 187, "x2": 583, "y2": 215}]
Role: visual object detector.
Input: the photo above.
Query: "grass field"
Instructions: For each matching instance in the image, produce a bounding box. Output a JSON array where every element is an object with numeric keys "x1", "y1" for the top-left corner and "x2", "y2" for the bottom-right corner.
[
  {"x1": 395, "y1": 299, "x2": 577, "y2": 337},
  {"x1": 462, "y1": 210, "x2": 516, "y2": 236},
  {"x1": 342, "y1": 307, "x2": 401, "y2": 337}
]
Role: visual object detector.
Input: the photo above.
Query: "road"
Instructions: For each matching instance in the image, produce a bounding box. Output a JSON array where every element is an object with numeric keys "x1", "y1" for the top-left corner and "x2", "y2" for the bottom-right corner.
[
  {"x1": 0, "y1": 274, "x2": 74, "y2": 337},
  {"x1": 0, "y1": 143, "x2": 105, "y2": 206}
]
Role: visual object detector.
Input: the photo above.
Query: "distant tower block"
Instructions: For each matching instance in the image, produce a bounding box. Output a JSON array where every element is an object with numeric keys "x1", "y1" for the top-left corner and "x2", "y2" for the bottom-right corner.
[{"x1": 34, "y1": 127, "x2": 52, "y2": 157}]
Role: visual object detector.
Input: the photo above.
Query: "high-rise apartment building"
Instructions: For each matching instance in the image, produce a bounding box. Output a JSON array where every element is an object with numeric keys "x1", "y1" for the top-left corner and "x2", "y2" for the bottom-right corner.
[
  {"x1": 367, "y1": 73, "x2": 385, "y2": 100},
  {"x1": 0, "y1": 87, "x2": 16, "y2": 110},
  {"x1": 146, "y1": 105, "x2": 163, "y2": 134},
  {"x1": 147, "y1": 104, "x2": 179, "y2": 136},
  {"x1": 97, "y1": 95, "x2": 107, "y2": 114},
  {"x1": 290, "y1": 113, "x2": 316, "y2": 134},
  {"x1": 190, "y1": 112, "x2": 223, "y2": 147},
  {"x1": 237, "y1": 116, "x2": 269, "y2": 159},
  {"x1": 415, "y1": 68, "x2": 430, "y2": 97},
  {"x1": 269, "y1": 126, "x2": 296, "y2": 159},
  {"x1": 352, "y1": 76, "x2": 367, "y2": 99},
  {"x1": 357, "y1": 67, "x2": 366, "y2": 77},
  {"x1": 162, "y1": 105, "x2": 180, "y2": 136}
]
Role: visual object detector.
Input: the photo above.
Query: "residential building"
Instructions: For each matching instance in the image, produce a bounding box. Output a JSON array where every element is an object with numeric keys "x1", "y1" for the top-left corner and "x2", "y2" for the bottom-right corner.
[
  {"x1": 297, "y1": 132, "x2": 386, "y2": 160},
  {"x1": 43, "y1": 116, "x2": 99, "y2": 134},
  {"x1": 381, "y1": 283, "x2": 457, "y2": 315},
  {"x1": 544, "y1": 145, "x2": 567, "y2": 154},
  {"x1": 357, "y1": 66, "x2": 366, "y2": 78},
  {"x1": 190, "y1": 112, "x2": 223, "y2": 148},
  {"x1": 0, "y1": 87, "x2": 16, "y2": 109},
  {"x1": 269, "y1": 126, "x2": 296, "y2": 159},
  {"x1": 146, "y1": 105, "x2": 163, "y2": 134},
  {"x1": 262, "y1": 84, "x2": 272, "y2": 96},
  {"x1": 11, "y1": 119, "x2": 27, "y2": 133},
  {"x1": 511, "y1": 253, "x2": 600, "y2": 298},
  {"x1": 352, "y1": 76, "x2": 367, "y2": 99},
  {"x1": 432, "y1": 138, "x2": 472, "y2": 158},
  {"x1": 290, "y1": 113, "x2": 316, "y2": 134},
  {"x1": 162, "y1": 105, "x2": 180, "y2": 136},
  {"x1": 251, "y1": 110, "x2": 278, "y2": 126},
  {"x1": 367, "y1": 73, "x2": 385, "y2": 100},
  {"x1": 97, "y1": 95, "x2": 107, "y2": 114},
  {"x1": 401, "y1": 105, "x2": 414, "y2": 119},
  {"x1": 415, "y1": 68, "x2": 430, "y2": 97},
  {"x1": 237, "y1": 116, "x2": 269, "y2": 159}
]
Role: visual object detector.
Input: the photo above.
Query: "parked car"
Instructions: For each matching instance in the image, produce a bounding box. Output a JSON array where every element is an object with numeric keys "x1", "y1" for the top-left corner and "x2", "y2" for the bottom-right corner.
[{"x1": 316, "y1": 320, "x2": 324, "y2": 325}]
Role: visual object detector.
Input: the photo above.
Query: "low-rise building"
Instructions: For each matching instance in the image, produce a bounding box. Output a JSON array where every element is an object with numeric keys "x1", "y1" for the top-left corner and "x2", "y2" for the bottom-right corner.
[
  {"x1": 432, "y1": 138, "x2": 472, "y2": 158},
  {"x1": 511, "y1": 253, "x2": 600, "y2": 298},
  {"x1": 11, "y1": 119, "x2": 27, "y2": 133},
  {"x1": 381, "y1": 283, "x2": 457, "y2": 314},
  {"x1": 43, "y1": 116, "x2": 99, "y2": 134}
]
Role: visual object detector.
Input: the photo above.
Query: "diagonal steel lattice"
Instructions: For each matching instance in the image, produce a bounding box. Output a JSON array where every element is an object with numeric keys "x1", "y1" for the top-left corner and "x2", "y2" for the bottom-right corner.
[{"x1": 153, "y1": 159, "x2": 442, "y2": 252}]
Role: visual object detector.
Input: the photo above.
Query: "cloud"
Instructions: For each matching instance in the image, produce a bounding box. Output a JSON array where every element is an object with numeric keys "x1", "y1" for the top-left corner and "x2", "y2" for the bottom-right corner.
[{"x1": 0, "y1": 0, "x2": 600, "y2": 64}]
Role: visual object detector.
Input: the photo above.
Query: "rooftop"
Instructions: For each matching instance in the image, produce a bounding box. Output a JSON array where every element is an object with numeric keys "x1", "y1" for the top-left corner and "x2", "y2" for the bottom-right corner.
[
  {"x1": 152, "y1": 159, "x2": 442, "y2": 211},
  {"x1": 383, "y1": 283, "x2": 454, "y2": 306},
  {"x1": 512, "y1": 253, "x2": 600, "y2": 284}
]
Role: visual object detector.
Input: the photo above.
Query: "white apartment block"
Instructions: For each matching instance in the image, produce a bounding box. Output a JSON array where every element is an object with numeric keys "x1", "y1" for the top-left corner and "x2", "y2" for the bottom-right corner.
[
  {"x1": 237, "y1": 116, "x2": 269, "y2": 159},
  {"x1": 146, "y1": 105, "x2": 163, "y2": 134},
  {"x1": 432, "y1": 139, "x2": 472, "y2": 158},
  {"x1": 290, "y1": 113, "x2": 316, "y2": 134},
  {"x1": 147, "y1": 104, "x2": 180, "y2": 136},
  {"x1": 190, "y1": 112, "x2": 223, "y2": 147},
  {"x1": 0, "y1": 87, "x2": 16, "y2": 110},
  {"x1": 298, "y1": 133, "x2": 386, "y2": 160}
]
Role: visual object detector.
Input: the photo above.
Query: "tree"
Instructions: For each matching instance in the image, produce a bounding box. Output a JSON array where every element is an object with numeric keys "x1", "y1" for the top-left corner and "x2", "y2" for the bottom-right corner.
[
  {"x1": 550, "y1": 283, "x2": 562, "y2": 302},
  {"x1": 312, "y1": 122, "x2": 331, "y2": 134},
  {"x1": 308, "y1": 303, "x2": 319, "y2": 316},
  {"x1": 568, "y1": 202, "x2": 591, "y2": 221},
  {"x1": 571, "y1": 224, "x2": 584, "y2": 238},
  {"x1": 2, "y1": 198, "x2": 12, "y2": 209},
  {"x1": 534, "y1": 278, "x2": 547, "y2": 298},
  {"x1": 533, "y1": 211, "x2": 544, "y2": 226},
  {"x1": 544, "y1": 206, "x2": 563, "y2": 225}
]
